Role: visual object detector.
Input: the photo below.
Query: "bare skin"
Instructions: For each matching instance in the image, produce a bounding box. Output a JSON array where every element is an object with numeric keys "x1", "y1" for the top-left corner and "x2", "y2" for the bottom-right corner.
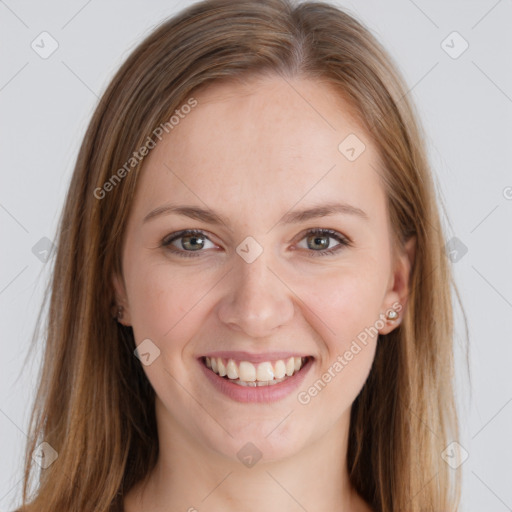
[{"x1": 117, "y1": 75, "x2": 414, "y2": 512}]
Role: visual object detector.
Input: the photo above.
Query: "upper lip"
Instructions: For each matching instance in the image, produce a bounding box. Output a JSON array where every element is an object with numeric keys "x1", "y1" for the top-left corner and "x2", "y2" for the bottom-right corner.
[{"x1": 200, "y1": 351, "x2": 313, "y2": 364}]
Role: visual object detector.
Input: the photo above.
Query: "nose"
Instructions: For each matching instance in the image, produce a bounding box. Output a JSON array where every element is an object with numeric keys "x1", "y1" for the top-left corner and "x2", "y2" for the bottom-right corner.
[{"x1": 216, "y1": 250, "x2": 295, "y2": 338}]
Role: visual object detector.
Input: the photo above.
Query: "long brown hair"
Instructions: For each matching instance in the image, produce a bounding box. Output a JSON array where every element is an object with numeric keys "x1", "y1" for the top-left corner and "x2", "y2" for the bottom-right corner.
[{"x1": 17, "y1": 0, "x2": 463, "y2": 510}]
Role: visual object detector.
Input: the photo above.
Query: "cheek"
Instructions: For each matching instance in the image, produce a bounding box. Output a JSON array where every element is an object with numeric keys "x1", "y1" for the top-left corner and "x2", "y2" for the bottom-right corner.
[
  {"x1": 126, "y1": 260, "x2": 201, "y2": 345},
  {"x1": 293, "y1": 263, "x2": 387, "y2": 350},
  {"x1": 293, "y1": 268, "x2": 381, "y2": 416}
]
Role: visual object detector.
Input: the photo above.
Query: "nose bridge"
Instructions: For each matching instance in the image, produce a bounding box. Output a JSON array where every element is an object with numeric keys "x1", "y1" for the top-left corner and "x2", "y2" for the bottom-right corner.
[{"x1": 217, "y1": 247, "x2": 294, "y2": 336}]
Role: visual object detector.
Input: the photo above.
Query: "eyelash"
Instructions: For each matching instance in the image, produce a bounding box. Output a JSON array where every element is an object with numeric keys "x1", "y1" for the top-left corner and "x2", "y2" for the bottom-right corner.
[{"x1": 161, "y1": 228, "x2": 351, "y2": 258}]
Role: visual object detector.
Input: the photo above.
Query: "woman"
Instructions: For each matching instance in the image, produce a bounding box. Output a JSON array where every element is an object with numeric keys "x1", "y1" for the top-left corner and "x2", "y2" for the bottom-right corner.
[{"x1": 16, "y1": 0, "x2": 463, "y2": 510}]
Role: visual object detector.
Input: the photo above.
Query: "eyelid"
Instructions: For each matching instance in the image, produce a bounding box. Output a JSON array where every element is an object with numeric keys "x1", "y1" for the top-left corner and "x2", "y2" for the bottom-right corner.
[
  {"x1": 161, "y1": 229, "x2": 220, "y2": 257},
  {"x1": 292, "y1": 227, "x2": 351, "y2": 245},
  {"x1": 292, "y1": 228, "x2": 351, "y2": 257},
  {"x1": 162, "y1": 228, "x2": 217, "y2": 247}
]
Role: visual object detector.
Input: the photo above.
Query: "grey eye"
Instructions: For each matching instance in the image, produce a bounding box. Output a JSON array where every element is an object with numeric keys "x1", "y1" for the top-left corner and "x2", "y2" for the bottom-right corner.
[{"x1": 176, "y1": 233, "x2": 206, "y2": 251}]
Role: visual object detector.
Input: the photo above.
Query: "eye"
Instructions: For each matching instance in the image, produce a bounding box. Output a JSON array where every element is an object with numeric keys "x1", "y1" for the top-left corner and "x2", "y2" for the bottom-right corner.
[
  {"x1": 296, "y1": 228, "x2": 350, "y2": 257},
  {"x1": 161, "y1": 229, "x2": 217, "y2": 258},
  {"x1": 161, "y1": 228, "x2": 351, "y2": 258}
]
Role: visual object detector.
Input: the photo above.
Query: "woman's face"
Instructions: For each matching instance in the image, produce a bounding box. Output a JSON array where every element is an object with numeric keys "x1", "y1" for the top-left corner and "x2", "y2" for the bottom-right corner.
[{"x1": 114, "y1": 76, "x2": 412, "y2": 463}]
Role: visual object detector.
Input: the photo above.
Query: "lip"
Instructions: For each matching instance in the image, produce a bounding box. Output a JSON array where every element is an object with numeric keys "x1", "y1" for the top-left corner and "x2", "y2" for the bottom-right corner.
[
  {"x1": 200, "y1": 351, "x2": 311, "y2": 364},
  {"x1": 198, "y1": 355, "x2": 314, "y2": 403}
]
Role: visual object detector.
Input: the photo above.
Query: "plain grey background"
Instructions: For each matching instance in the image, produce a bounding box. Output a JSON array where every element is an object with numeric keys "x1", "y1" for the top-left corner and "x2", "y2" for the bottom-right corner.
[{"x1": 1, "y1": 1, "x2": 511, "y2": 510}]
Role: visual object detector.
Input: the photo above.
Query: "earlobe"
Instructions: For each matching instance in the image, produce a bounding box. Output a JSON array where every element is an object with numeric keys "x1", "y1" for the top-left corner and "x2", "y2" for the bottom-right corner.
[
  {"x1": 112, "y1": 272, "x2": 132, "y2": 326},
  {"x1": 395, "y1": 236, "x2": 416, "y2": 302},
  {"x1": 378, "y1": 235, "x2": 416, "y2": 335}
]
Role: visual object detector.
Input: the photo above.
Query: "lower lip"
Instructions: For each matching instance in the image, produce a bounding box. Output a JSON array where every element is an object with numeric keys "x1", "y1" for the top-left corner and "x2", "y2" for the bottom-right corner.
[{"x1": 198, "y1": 357, "x2": 313, "y2": 403}]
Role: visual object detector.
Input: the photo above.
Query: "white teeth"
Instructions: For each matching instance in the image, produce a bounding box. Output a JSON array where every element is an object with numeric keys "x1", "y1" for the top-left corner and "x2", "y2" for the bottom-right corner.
[
  {"x1": 204, "y1": 356, "x2": 308, "y2": 384},
  {"x1": 226, "y1": 359, "x2": 238, "y2": 379},
  {"x1": 256, "y1": 361, "x2": 274, "y2": 381},
  {"x1": 238, "y1": 361, "x2": 256, "y2": 382},
  {"x1": 274, "y1": 360, "x2": 286, "y2": 379},
  {"x1": 285, "y1": 357, "x2": 294, "y2": 376},
  {"x1": 217, "y1": 358, "x2": 227, "y2": 377},
  {"x1": 233, "y1": 377, "x2": 286, "y2": 387}
]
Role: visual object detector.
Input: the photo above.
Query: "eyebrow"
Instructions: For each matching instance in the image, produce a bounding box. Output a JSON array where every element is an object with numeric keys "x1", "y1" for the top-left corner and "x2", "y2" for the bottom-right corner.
[{"x1": 143, "y1": 201, "x2": 368, "y2": 226}]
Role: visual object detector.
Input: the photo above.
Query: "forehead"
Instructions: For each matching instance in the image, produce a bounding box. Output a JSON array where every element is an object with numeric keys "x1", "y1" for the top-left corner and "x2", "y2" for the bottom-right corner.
[{"x1": 133, "y1": 76, "x2": 386, "y2": 224}]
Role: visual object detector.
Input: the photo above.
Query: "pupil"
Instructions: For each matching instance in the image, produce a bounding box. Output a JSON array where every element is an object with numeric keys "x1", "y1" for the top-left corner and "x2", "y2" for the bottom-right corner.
[
  {"x1": 309, "y1": 235, "x2": 328, "y2": 250},
  {"x1": 183, "y1": 235, "x2": 204, "y2": 251}
]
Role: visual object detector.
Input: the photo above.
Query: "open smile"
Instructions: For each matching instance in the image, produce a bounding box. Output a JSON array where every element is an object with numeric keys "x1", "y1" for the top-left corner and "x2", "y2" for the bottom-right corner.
[{"x1": 198, "y1": 353, "x2": 314, "y2": 403}]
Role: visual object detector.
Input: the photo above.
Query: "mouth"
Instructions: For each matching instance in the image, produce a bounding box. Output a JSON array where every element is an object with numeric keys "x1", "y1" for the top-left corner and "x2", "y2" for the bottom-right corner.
[{"x1": 200, "y1": 355, "x2": 312, "y2": 387}]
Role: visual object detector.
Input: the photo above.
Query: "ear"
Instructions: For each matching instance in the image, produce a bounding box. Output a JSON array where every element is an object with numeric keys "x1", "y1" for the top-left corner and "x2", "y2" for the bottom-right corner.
[
  {"x1": 112, "y1": 271, "x2": 132, "y2": 326},
  {"x1": 378, "y1": 236, "x2": 416, "y2": 335}
]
